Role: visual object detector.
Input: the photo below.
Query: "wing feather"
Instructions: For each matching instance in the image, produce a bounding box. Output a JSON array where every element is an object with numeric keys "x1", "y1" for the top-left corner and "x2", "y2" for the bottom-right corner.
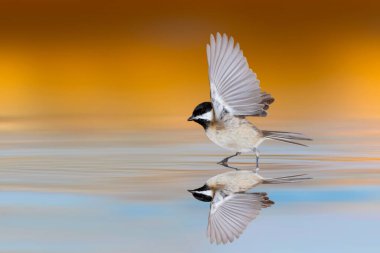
[
  {"x1": 207, "y1": 192, "x2": 272, "y2": 244},
  {"x1": 207, "y1": 33, "x2": 274, "y2": 120}
]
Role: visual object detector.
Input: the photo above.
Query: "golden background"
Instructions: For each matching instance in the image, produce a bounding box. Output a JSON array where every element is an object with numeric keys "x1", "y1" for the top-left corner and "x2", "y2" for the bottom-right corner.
[{"x1": 0, "y1": 0, "x2": 379, "y2": 131}]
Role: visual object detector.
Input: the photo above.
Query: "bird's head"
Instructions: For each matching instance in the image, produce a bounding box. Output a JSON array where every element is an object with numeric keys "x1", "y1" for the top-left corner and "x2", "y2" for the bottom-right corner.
[
  {"x1": 188, "y1": 184, "x2": 213, "y2": 202},
  {"x1": 188, "y1": 102, "x2": 213, "y2": 129}
]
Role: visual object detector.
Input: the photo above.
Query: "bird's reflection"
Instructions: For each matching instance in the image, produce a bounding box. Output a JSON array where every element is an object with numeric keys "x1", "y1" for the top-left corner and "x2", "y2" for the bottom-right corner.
[{"x1": 188, "y1": 164, "x2": 310, "y2": 244}]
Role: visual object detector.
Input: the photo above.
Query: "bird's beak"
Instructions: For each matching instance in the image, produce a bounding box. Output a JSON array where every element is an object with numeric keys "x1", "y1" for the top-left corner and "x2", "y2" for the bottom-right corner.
[
  {"x1": 187, "y1": 116, "x2": 194, "y2": 121},
  {"x1": 187, "y1": 189, "x2": 194, "y2": 193}
]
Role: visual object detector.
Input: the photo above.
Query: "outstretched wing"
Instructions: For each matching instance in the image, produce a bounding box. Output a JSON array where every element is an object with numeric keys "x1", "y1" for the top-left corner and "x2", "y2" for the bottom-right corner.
[
  {"x1": 207, "y1": 192, "x2": 273, "y2": 244},
  {"x1": 207, "y1": 33, "x2": 274, "y2": 120}
]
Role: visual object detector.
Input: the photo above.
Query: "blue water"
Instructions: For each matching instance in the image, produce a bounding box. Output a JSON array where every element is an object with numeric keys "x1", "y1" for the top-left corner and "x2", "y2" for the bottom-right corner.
[{"x1": 0, "y1": 130, "x2": 379, "y2": 252}]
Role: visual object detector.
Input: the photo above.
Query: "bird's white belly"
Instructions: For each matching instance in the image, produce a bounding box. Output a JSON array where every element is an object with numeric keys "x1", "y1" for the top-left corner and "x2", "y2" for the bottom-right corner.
[
  {"x1": 205, "y1": 125, "x2": 262, "y2": 153},
  {"x1": 207, "y1": 170, "x2": 263, "y2": 193}
]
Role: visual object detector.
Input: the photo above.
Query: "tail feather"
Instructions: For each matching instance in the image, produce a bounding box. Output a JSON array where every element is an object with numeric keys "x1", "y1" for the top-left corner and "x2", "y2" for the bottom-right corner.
[
  {"x1": 265, "y1": 137, "x2": 308, "y2": 147},
  {"x1": 262, "y1": 130, "x2": 312, "y2": 146},
  {"x1": 274, "y1": 174, "x2": 308, "y2": 179},
  {"x1": 263, "y1": 174, "x2": 312, "y2": 184}
]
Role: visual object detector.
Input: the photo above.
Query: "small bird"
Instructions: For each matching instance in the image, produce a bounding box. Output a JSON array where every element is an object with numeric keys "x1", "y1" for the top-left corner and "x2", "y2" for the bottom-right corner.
[
  {"x1": 188, "y1": 33, "x2": 311, "y2": 169},
  {"x1": 188, "y1": 170, "x2": 309, "y2": 244}
]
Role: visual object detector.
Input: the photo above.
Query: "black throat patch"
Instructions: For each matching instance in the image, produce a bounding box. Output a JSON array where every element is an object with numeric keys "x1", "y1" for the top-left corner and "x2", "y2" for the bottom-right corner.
[{"x1": 193, "y1": 118, "x2": 211, "y2": 129}]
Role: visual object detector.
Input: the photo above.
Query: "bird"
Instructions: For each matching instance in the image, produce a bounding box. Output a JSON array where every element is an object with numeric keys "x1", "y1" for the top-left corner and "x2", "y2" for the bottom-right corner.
[
  {"x1": 188, "y1": 33, "x2": 312, "y2": 170},
  {"x1": 188, "y1": 170, "x2": 310, "y2": 244}
]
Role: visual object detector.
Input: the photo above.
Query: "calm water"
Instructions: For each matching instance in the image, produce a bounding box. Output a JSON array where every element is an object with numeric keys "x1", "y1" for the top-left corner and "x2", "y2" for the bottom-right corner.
[{"x1": 0, "y1": 123, "x2": 379, "y2": 253}]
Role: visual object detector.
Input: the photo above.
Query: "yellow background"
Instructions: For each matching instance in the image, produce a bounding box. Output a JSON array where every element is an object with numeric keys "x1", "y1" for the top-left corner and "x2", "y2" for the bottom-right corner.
[{"x1": 0, "y1": 0, "x2": 379, "y2": 131}]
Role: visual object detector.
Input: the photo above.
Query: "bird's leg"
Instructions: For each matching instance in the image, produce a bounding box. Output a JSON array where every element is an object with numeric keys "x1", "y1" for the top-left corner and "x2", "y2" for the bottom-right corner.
[
  {"x1": 254, "y1": 148, "x2": 260, "y2": 173},
  {"x1": 217, "y1": 152, "x2": 241, "y2": 166},
  {"x1": 219, "y1": 162, "x2": 240, "y2": 171}
]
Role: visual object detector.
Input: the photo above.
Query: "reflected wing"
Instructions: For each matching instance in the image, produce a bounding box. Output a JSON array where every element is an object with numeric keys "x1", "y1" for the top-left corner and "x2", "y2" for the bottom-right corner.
[
  {"x1": 207, "y1": 192, "x2": 273, "y2": 244},
  {"x1": 207, "y1": 33, "x2": 274, "y2": 120}
]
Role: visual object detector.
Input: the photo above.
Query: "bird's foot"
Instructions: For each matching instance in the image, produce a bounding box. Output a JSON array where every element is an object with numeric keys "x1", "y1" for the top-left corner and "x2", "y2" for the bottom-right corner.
[
  {"x1": 218, "y1": 161, "x2": 239, "y2": 170},
  {"x1": 217, "y1": 159, "x2": 228, "y2": 166}
]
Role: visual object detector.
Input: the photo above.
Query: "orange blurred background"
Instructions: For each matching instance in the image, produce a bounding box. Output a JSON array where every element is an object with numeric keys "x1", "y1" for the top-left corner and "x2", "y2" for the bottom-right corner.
[{"x1": 0, "y1": 0, "x2": 379, "y2": 131}]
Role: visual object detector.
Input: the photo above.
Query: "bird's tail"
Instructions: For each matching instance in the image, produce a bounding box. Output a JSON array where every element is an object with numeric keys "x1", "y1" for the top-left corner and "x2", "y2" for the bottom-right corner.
[
  {"x1": 262, "y1": 130, "x2": 312, "y2": 147},
  {"x1": 262, "y1": 174, "x2": 312, "y2": 184}
]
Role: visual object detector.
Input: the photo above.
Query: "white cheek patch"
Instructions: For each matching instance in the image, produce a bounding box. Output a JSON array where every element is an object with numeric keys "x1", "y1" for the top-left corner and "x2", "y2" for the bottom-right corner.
[
  {"x1": 194, "y1": 111, "x2": 213, "y2": 121},
  {"x1": 194, "y1": 190, "x2": 213, "y2": 197}
]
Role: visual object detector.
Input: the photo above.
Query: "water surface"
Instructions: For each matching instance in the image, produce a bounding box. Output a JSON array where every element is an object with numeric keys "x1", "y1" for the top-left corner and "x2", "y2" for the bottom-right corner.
[{"x1": 0, "y1": 124, "x2": 379, "y2": 253}]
